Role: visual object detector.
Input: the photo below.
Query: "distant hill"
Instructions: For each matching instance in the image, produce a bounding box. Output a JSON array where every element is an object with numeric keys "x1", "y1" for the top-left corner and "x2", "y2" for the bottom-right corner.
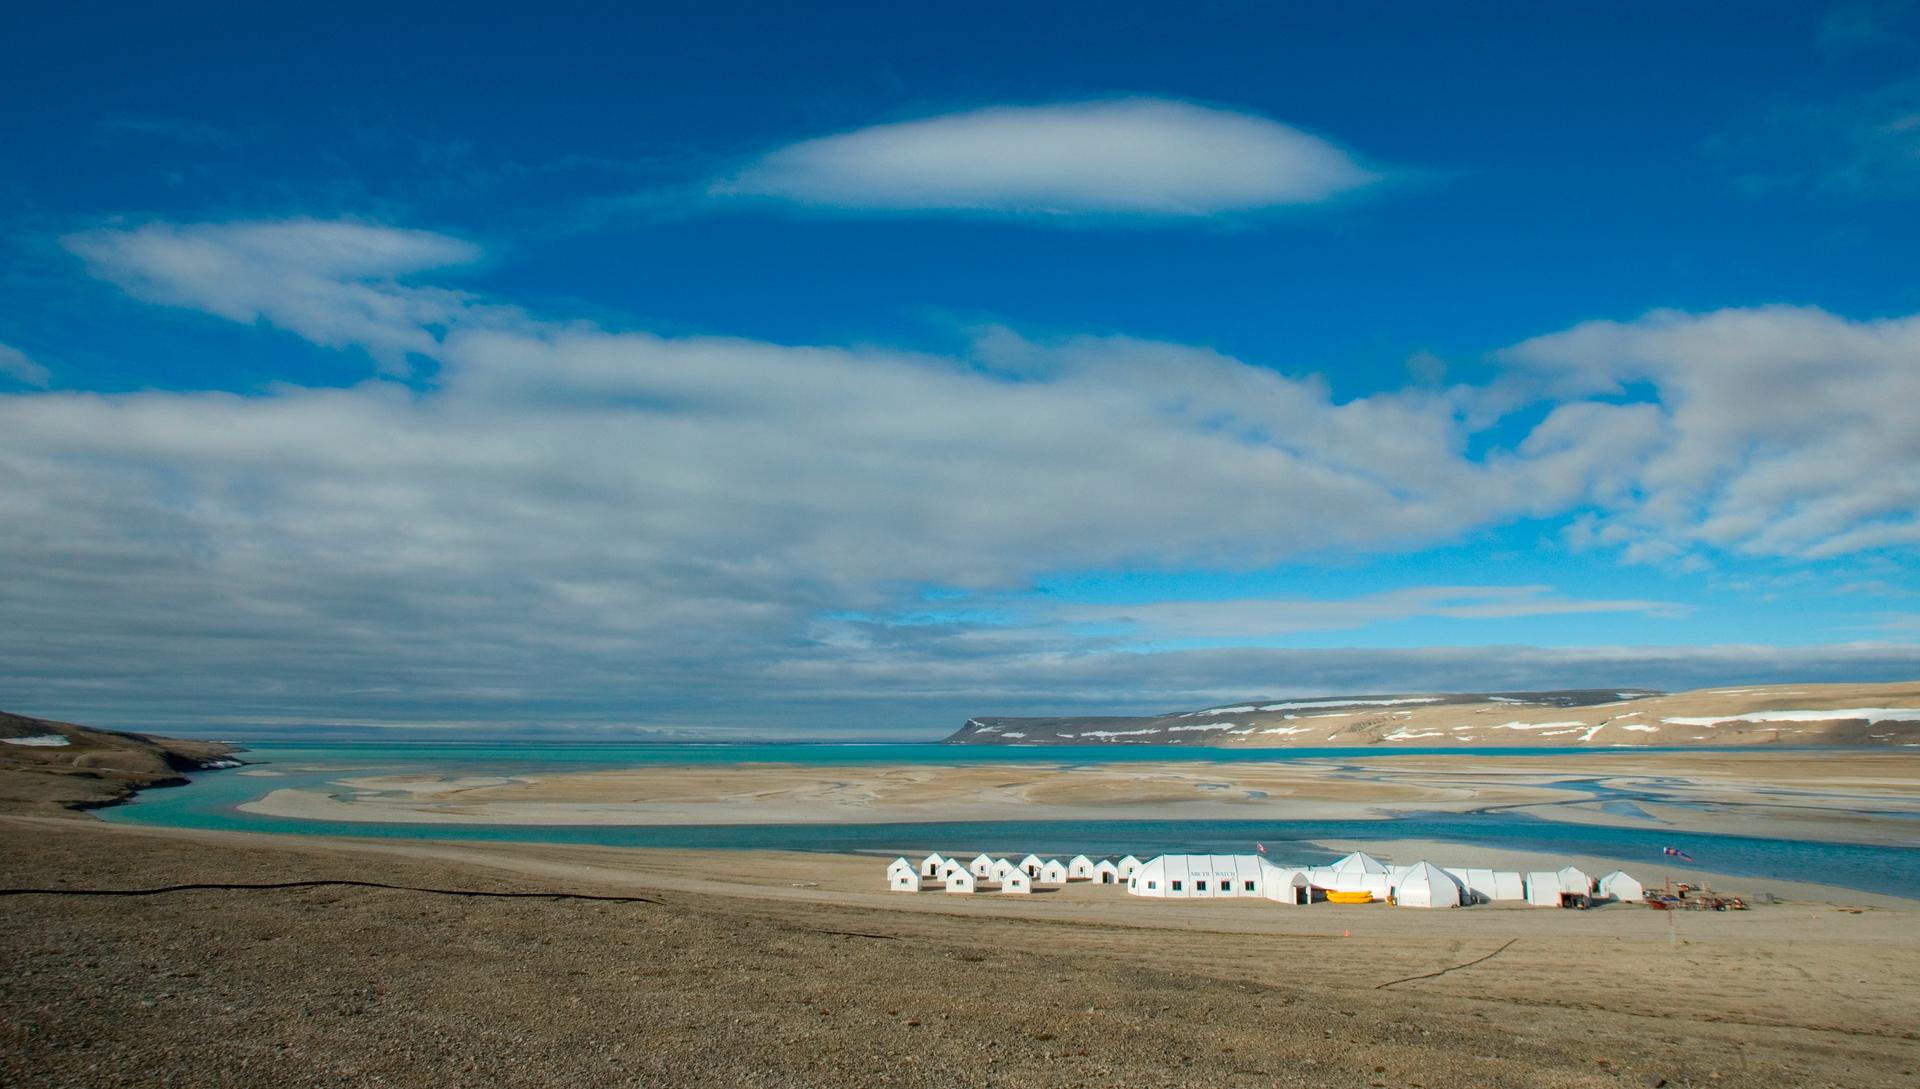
[
  {"x1": 943, "y1": 682, "x2": 1920, "y2": 748},
  {"x1": 0, "y1": 710, "x2": 242, "y2": 816}
]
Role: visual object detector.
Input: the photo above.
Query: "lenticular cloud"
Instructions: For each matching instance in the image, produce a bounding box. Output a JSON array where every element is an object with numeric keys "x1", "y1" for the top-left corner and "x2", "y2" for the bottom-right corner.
[{"x1": 713, "y1": 99, "x2": 1381, "y2": 216}]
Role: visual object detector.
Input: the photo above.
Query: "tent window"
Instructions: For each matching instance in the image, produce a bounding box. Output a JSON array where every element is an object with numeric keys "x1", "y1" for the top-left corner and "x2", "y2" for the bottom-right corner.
[
  {"x1": 1196, "y1": 880, "x2": 1207, "y2": 891},
  {"x1": 1171, "y1": 880, "x2": 1183, "y2": 891},
  {"x1": 1244, "y1": 881, "x2": 1256, "y2": 891},
  {"x1": 1146, "y1": 880, "x2": 1156, "y2": 890}
]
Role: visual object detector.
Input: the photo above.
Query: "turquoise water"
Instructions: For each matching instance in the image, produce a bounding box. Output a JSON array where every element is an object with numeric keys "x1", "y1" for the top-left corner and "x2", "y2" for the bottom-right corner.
[{"x1": 103, "y1": 742, "x2": 1920, "y2": 898}]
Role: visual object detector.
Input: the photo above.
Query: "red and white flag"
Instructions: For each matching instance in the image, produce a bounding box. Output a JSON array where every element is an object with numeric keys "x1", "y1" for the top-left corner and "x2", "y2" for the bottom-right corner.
[{"x1": 1256, "y1": 842, "x2": 1266, "y2": 854}]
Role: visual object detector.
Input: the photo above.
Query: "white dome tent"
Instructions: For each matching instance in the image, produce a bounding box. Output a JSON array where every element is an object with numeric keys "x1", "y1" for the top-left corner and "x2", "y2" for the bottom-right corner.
[{"x1": 1394, "y1": 861, "x2": 1462, "y2": 909}]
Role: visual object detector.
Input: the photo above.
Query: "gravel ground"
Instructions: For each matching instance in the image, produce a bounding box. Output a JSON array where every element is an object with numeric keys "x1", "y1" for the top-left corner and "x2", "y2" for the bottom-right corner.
[{"x1": 4, "y1": 819, "x2": 1916, "y2": 1089}]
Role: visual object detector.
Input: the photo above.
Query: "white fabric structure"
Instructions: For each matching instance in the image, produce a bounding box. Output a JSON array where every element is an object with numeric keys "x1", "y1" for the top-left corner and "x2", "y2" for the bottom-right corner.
[
  {"x1": 887, "y1": 857, "x2": 916, "y2": 883},
  {"x1": 945, "y1": 869, "x2": 977, "y2": 894},
  {"x1": 1308, "y1": 866, "x2": 1392, "y2": 897},
  {"x1": 1490, "y1": 871, "x2": 1526, "y2": 901},
  {"x1": 1330, "y1": 851, "x2": 1389, "y2": 876},
  {"x1": 1598, "y1": 870, "x2": 1644, "y2": 901},
  {"x1": 1067, "y1": 855, "x2": 1096, "y2": 880},
  {"x1": 1393, "y1": 861, "x2": 1461, "y2": 909},
  {"x1": 1040, "y1": 859, "x2": 1070, "y2": 884},
  {"x1": 1526, "y1": 871, "x2": 1567, "y2": 906},
  {"x1": 940, "y1": 860, "x2": 966, "y2": 882},
  {"x1": 1093, "y1": 859, "x2": 1122, "y2": 885},
  {"x1": 919, "y1": 853, "x2": 945, "y2": 878},
  {"x1": 1261, "y1": 866, "x2": 1312, "y2": 905},
  {"x1": 1127, "y1": 855, "x2": 1268, "y2": 898},
  {"x1": 1557, "y1": 866, "x2": 1594, "y2": 896},
  {"x1": 1447, "y1": 868, "x2": 1496, "y2": 904},
  {"x1": 970, "y1": 854, "x2": 996, "y2": 879},
  {"x1": 991, "y1": 858, "x2": 1020, "y2": 883},
  {"x1": 1118, "y1": 855, "x2": 1142, "y2": 879},
  {"x1": 1019, "y1": 854, "x2": 1045, "y2": 877},
  {"x1": 890, "y1": 870, "x2": 922, "y2": 892},
  {"x1": 1000, "y1": 870, "x2": 1031, "y2": 894}
]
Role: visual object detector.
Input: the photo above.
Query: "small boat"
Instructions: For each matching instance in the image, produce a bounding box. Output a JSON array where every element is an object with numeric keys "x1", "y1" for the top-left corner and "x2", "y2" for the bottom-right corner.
[{"x1": 1325, "y1": 889, "x2": 1374, "y2": 904}]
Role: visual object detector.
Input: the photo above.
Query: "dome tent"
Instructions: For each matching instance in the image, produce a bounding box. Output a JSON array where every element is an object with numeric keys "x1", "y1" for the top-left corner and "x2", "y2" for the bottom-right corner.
[{"x1": 1393, "y1": 861, "x2": 1461, "y2": 909}]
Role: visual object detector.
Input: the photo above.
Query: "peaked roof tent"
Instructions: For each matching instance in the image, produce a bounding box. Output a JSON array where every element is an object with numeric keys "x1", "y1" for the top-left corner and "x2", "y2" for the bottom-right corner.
[
  {"x1": 1394, "y1": 861, "x2": 1461, "y2": 908},
  {"x1": 1330, "y1": 850, "x2": 1389, "y2": 875}
]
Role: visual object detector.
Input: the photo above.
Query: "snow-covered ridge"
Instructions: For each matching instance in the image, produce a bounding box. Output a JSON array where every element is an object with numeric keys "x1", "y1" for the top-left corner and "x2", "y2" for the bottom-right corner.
[{"x1": 2, "y1": 734, "x2": 70, "y2": 747}]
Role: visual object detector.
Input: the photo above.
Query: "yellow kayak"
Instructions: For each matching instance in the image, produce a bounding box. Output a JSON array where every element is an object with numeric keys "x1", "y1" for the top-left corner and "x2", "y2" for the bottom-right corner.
[{"x1": 1325, "y1": 890, "x2": 1374, "y2": 904}]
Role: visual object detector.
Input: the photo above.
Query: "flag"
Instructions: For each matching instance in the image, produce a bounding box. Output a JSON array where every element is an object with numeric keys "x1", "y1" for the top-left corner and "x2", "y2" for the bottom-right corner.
[
  {"x1": 1256, "y1": 842, "x2": 1266, "y2": 854},
  {"x1": 1663, "y1": 846, "x2": 1694, "y2": 862}
]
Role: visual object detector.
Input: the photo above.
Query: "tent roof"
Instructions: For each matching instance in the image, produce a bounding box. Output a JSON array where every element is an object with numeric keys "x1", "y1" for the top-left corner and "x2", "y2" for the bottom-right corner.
[{"x1": 1331, "y1": 850, "x2": 1389, "y2": 874}]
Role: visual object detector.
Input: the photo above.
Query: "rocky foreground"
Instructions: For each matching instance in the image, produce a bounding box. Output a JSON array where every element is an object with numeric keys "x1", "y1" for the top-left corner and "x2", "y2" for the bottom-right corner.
[
  {"x1": 0, "y1": 710, "x2": 240, "y2": 815},
  {"x1": 947, "y1": 680, "x2": 1920, "y2": 748},
  {"x1": 5, "y1": 817, "x2": 1918, "y2": 1089}
]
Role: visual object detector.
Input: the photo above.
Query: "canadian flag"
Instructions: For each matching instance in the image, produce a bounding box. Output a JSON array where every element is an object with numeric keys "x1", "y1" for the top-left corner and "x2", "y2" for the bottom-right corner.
[{"x1": 1256, "y1": 842, "x2": 1266, "y2": 854}]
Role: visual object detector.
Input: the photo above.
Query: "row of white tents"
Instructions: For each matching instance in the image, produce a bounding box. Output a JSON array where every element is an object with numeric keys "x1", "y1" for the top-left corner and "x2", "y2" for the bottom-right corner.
[
  {"x1": 886, "y1": 849, "x2": 1645, "y2": 908},
  {"x1": 1125, "y1": 851, "x2": 1645, "y2": 908},
  {"x1": 886, "y1": 852, "x2": 1141, "y2": 894}
]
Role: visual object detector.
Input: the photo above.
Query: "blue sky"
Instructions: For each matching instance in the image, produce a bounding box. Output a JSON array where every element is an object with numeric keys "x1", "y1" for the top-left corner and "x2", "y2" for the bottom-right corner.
[{"x1": 2, "y1": 2, "x2": 1918, "y2": 737}]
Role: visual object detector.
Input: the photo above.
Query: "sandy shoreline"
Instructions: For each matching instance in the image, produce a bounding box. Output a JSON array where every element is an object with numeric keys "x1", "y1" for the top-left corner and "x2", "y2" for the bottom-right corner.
[{"x1": 232, "y1": 750, "x2": 1920, "y2": 847}]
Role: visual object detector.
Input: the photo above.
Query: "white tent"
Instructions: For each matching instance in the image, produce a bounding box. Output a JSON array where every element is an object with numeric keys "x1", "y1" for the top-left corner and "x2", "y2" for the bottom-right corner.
[
  {"x1": 1118, "y1": 855, "x2": 1142, "y2": 879},
  {"x1": 1394, "y1": 861, "x2": 1462, "y2": 909},
  {"x1": 1039, "y1": 859, "x2": 1070, "y2": 884},
  {"x1": 1261, "y1": 865, "x2": 1312, "y2": 905},
  {"x1": 945, "y1": 869, "x2": 977, "y2": 894},
  {"x1": 1067, "y1": 854, "x2": 1096, "y2": 880},
  {"x1": 1455, "y1": 868, "x2": 1499, "y2": 904},
  {"x1": 1597, "y1": 870, "x2": 1644, "y2": 902},
  {"x1": 887, "y1": 857, "x2": 916, "y2": 883},
  {"x1": 1127, "y1": 855, "x2": 1267, "y2": 898},
  {"x1": 970, "y1": 854, "x2": 996, "y2": 879},
  {"x1": 890, "y1": 870, "x2": 922, "y2": 892},
  {"x1": 1019, "y1": 854, "x2": 1045, "y2": 877},
  {"x1": 940, "y1": 860, "x2": 966, "y2": 882},
  {"x1": 1526, "y1": 871, "x2": 1566, "y2": 906},
  {"x1": 1330, "y1": 850, "x2": 1390, "y2": 876},
  {"x1": 1093, "y1": 859, "x2": 1122, "y2": 885},
  {"x1": 919, "y1": 853, "x2": 945, "y2": 878},
  {"x1": 1557, "y1": 866, "x2": 1594, "y2": 896},
  {"x1": 991, "y1": 858, "x2": 1020, "y2": 883},
  {"x1": 1000, "y1": 870, "x2": 1032, "y2": 894},
  {"x1": 1490, "y1": 871, "x2": 1526, "y2": 901}
]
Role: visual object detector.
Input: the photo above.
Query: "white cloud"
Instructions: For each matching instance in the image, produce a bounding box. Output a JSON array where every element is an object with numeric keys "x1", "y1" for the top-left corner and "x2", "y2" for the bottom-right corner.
[
  {"x1": 0, "y1": 343, "x2": 50, "y2": 387},
  {"x1": 60, "y1": 219, "x2": 496, "y2": 367},
  {"x1": 10, "y1": 216, "x2": 1917, "y2": 734},
  {"x1": 711, "y1": 98, "x2": 1380, "y2": 216},
  {"x1": 1047, "y1": 586, "x2": 1684, "y2": 642},
  {"x1": 1501, "y1": 305, "x2": 1920, "y2": 560}
]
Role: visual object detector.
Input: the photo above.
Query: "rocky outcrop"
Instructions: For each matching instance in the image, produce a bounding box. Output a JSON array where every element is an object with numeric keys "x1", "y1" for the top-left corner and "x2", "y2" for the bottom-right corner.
[{"x1": 0, "y1": 710, "x2": 242, "y2": 816}]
